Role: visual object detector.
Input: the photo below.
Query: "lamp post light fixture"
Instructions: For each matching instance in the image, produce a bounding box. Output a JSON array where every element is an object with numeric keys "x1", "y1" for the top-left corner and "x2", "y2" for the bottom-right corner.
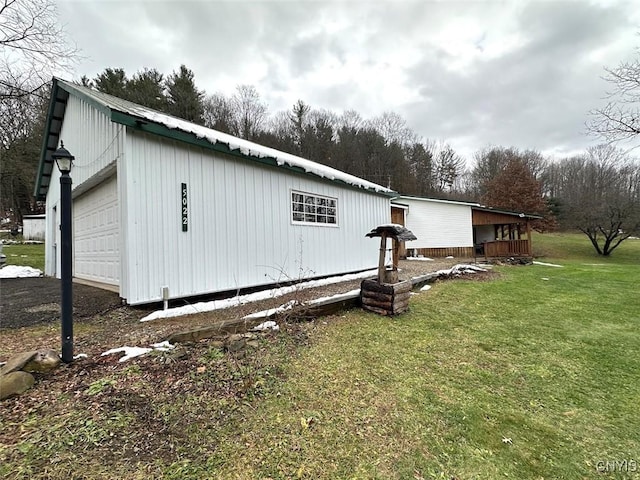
[{"x1": 52, "y1": 142, "x2": 75, "y2": 363}]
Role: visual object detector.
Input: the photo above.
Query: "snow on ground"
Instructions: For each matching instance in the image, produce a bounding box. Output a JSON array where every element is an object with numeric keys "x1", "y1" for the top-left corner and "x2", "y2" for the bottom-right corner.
[
  {"x1": 244, "y1": 301, "x2": 296, "y2": 321},
  {"x1": 101, "y1": 341, "x2": 176, "y2": 362},
  {"x1": 532, "y1": 261, "x2": 564, "y2": 268},
  {"x1": 435, "y1": 264, "x2": 489, "y2": 276},
  {"x1": 243, "y1": 289, "x2": 361, "y2": 322},
  {"x1": 101, "y1": 346, "x2": 152, "y2": 362},
  {"x1": 406, "y1": 257, "x2": 435, "y2": 262},
  {"x1": 250, "y1": 320, "x2": 281, "y2": 332},
  {"x1": 420, "y1": 284, "x2": 432, "y2": 291},
  {"x1": 0, "y1": 265, "x2": 42, "y2": 278},
  {"x1": 140, "y1": 269, "x2": 377, "y2": 322}
]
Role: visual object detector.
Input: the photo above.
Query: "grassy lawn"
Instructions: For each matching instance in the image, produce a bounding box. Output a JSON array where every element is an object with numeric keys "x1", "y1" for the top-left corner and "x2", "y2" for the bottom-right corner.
[
  {"x1": 208, "y1": 233, "x2": 639, "y2": 479},
  {"x1": 1, "y1": 243, "x2": 45, "y2": 271},
  {"x1": 1, "y1": 233, "x2": 638, "y2": 479}
]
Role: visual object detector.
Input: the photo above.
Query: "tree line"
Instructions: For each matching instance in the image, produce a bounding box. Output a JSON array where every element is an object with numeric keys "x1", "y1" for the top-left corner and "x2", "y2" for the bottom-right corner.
[{"x1": 1, "y1": 0, "x2": 639, "y2": 255}]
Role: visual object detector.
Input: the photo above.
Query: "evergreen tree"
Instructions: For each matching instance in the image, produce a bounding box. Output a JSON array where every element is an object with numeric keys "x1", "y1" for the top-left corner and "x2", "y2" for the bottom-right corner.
[
  {"x1": 127, "y1": 68, "x2": 167, "y2": 111},
  {"x1": 165, "y1": 65, "x2": 204, "y2": 124},
  {"x1": 94, "y1": 68, "x2": 128, "y2": 98}
]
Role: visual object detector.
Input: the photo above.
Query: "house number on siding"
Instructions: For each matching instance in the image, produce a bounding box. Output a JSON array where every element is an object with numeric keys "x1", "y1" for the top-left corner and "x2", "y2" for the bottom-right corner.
[{"x1": 181, "y1": 183, "x2": 188, "y2": 232}]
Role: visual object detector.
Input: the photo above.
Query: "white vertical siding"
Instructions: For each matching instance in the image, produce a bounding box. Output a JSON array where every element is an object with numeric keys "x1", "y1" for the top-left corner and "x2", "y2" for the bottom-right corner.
[
  {"x1": 122, "y1": 131, "x2": 388, "y2": 304},
  {"x1": 44, "y1": 96, "x2": 125, "y2": 285},
  {"x1": 403, "y1": 198, "x2": 473, "y2": 249},
  {"x1": 59, "y1": 96, "x2": 125, "y2": 189},
  {"x1": 44, "y1": 172, "x2": 60, "y2": 277}
]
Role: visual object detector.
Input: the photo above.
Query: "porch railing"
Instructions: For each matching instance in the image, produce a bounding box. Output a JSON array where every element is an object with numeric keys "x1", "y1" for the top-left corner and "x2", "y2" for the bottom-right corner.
[{"x1": 483, "y1": 239, "x2": 531, "y2": 258}]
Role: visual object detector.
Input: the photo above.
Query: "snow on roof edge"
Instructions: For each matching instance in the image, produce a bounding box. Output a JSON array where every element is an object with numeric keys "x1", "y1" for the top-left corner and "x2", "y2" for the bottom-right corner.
[{"x1": 57, "y1": 79, "x2": 394, "y2": 195}]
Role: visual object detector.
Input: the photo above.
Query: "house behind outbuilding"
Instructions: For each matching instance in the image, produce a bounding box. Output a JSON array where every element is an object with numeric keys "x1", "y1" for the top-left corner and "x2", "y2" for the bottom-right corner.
[{"x1": 35, "y1": 79, "x2": 393, "y2": 305}]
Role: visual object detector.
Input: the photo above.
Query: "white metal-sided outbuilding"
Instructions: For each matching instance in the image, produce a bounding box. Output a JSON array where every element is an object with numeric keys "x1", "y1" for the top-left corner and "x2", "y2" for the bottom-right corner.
[{"x1": 35, "y1": 79, "x2": 393, "y2": 305}]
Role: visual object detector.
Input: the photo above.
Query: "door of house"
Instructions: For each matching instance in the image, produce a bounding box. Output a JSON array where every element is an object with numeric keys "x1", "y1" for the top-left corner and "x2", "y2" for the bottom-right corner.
[{"x1": 391, "y1": 206, "x2": 407, "y2": 258}]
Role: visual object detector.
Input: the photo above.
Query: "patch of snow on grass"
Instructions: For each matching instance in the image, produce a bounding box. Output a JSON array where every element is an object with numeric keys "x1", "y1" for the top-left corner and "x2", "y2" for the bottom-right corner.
[
  {"x1": 0, "y1": 265, "x2": 42, "y2": 278},
  {"x1": 532, "y1": 261, "x2": 563, "y2": 268},
  {"x1": 420, "y1": 284, "x2": 432, "y2": 291},
  {"x1": 151, "y1": 341, "x2": 176, "y2": 351},
  {"x1": 101, "y1": 346, "x2": 153, "y2": 362},
  {"x1": 435, "y1": 264, "x2": 488, "y2": 276},
  {"x1": 102, "y1": 341, "x2": 176, "y2": 362},
  {"x1": 251, "y1": 320, "x2": 280, "y2": 332}
]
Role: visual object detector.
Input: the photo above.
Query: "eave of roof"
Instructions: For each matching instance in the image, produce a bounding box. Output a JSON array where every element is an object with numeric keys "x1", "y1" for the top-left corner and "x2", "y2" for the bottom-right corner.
[
  {"x1": 35, "y1": 78, "x2": 395, "y2": 201},
  {"x1": 472, "y1": 205, "x2": 543, "y2": 220},
  {"x1": 393, "y1": 194, "x2": 480, "y2": 207}
]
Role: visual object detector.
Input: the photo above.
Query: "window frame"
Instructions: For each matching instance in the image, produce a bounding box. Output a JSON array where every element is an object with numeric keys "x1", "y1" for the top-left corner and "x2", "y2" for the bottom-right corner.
[{"x1": 290, "y1": 190, "x2": 339, "y2": 227}]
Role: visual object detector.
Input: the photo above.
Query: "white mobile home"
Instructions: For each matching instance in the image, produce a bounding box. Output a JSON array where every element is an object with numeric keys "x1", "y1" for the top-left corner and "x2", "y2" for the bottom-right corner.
[{"x1": 35, "y1": 79, "x2": 392, "y2": 305}]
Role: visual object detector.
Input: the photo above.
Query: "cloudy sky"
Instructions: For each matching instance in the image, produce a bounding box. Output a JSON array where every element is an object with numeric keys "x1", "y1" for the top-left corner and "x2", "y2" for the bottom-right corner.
[{"x1": 56, "y1": 0, "x2": 639, "y2": 162}]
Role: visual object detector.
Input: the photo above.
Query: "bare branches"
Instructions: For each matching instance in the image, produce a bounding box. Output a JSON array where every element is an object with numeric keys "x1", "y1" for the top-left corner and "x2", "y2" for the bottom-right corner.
[
  {"x1": 587, "y1": 54, "x2": 640, "y2": 145},
  {"x1": 0, "y1": 0, "x2": 79, "y2": 100}
]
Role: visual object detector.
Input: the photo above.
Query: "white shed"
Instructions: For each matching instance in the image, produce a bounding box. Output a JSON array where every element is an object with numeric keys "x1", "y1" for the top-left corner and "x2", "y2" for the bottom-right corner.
[
  {"x1": 22, "y1": 214, "x2": 46, "y2": 241},
  {"x1": 35, "y1": 79, "x2": 393, "y2": 305}
]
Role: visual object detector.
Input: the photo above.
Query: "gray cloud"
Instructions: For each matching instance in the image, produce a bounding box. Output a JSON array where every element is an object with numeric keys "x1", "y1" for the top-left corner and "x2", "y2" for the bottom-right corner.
[{"x1": 58, "y1": 0, "x2": 639, "y2": 161}]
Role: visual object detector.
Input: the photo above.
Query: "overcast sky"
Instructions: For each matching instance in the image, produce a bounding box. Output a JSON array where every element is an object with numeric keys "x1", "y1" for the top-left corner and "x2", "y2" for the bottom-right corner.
[{"x1": 57, "y1": 0, "x2": 639, "y2": 163}]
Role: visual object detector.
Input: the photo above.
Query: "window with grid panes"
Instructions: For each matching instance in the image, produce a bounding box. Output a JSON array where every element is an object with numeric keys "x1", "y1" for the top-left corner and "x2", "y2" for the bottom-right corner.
[{"x1": 291, "y1": 191, "x2": 337, "y2": 225}]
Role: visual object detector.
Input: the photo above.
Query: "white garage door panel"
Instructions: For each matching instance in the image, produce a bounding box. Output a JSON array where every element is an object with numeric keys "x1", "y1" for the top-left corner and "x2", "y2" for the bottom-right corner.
[{"x1": 74, "y1": 176, "x2": 119, "y2": 285}]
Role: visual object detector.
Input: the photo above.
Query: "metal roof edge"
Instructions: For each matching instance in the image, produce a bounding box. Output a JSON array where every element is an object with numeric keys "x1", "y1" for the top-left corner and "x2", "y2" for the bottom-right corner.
[
  {"x1": 472, "y1": 205, "x2": 544, "y2": 220},
  {"x1": 394, "y1": 195, "x2": 480, "y2": 207},
  {"x1": 113, "y1": 111, "x2": 395, "y2": 197}
]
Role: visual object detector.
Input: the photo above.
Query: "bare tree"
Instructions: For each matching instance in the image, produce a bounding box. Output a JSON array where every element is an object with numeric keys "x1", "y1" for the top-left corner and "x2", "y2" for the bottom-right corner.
[
  {"x1": 587, "y1": 49, "x2": 640, "y2": 146},
  {"x1": 368, "y1": 111, "x2": 418, "y2": 147},
  {"x1": 230, "y1": 84, "x2": 267, "y2": 140},
  {"x1": 556, "y1": 145, "x2": 640, "y2": 255},
  {"x1": 0, "y1": 84, "x2": 47, "y2": 224},
  {"x1": 1, "y1": 0, "x2": 78, "y2": 100},
  {"x1": 203, "y1": 92, "x2": 234, "y2": 134},
  {"x1": 431, "y1": 142, "x2": 465, "y2": 192}
]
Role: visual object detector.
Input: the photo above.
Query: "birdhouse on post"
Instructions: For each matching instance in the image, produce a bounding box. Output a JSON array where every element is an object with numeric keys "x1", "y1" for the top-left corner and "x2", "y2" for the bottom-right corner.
[{"x1": 361, "y1": 224, "x2": 417, "y2": 316}]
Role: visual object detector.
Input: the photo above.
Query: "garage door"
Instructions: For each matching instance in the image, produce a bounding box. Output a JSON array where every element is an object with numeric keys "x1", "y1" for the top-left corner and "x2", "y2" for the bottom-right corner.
[{"x1": 73, "y1": 175, "x2": 120, "y2": 286}]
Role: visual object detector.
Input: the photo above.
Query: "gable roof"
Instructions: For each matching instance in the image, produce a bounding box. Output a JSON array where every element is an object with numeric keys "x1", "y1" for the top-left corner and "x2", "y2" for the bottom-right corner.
[{"x1": 35, "y1": 78, "x2": 394, "y2": 200}]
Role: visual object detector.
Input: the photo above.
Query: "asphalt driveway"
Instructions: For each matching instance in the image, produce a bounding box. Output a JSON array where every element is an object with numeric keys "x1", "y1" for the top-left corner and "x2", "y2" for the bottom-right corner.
[{"x1": 0, "y1": 277, "x2": 124, "y2": 329}]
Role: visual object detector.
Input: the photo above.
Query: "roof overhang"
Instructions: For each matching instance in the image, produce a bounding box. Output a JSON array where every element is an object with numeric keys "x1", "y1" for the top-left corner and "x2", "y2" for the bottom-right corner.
[
  {"x1": 34, "y1": 79, "x2": 70, "y2": 200},
  {"x1": 392, "y1": 195, "x2": 480, "y2": 207},
  {"x1": 472, "y1": 205, "x2": 543, "y2": 221}
]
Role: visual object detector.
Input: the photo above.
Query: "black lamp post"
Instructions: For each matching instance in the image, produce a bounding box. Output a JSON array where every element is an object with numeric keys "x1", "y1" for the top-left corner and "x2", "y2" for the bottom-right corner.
[{"x1": 52, "y1": 142, "x2": 75, "y2": 363}]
